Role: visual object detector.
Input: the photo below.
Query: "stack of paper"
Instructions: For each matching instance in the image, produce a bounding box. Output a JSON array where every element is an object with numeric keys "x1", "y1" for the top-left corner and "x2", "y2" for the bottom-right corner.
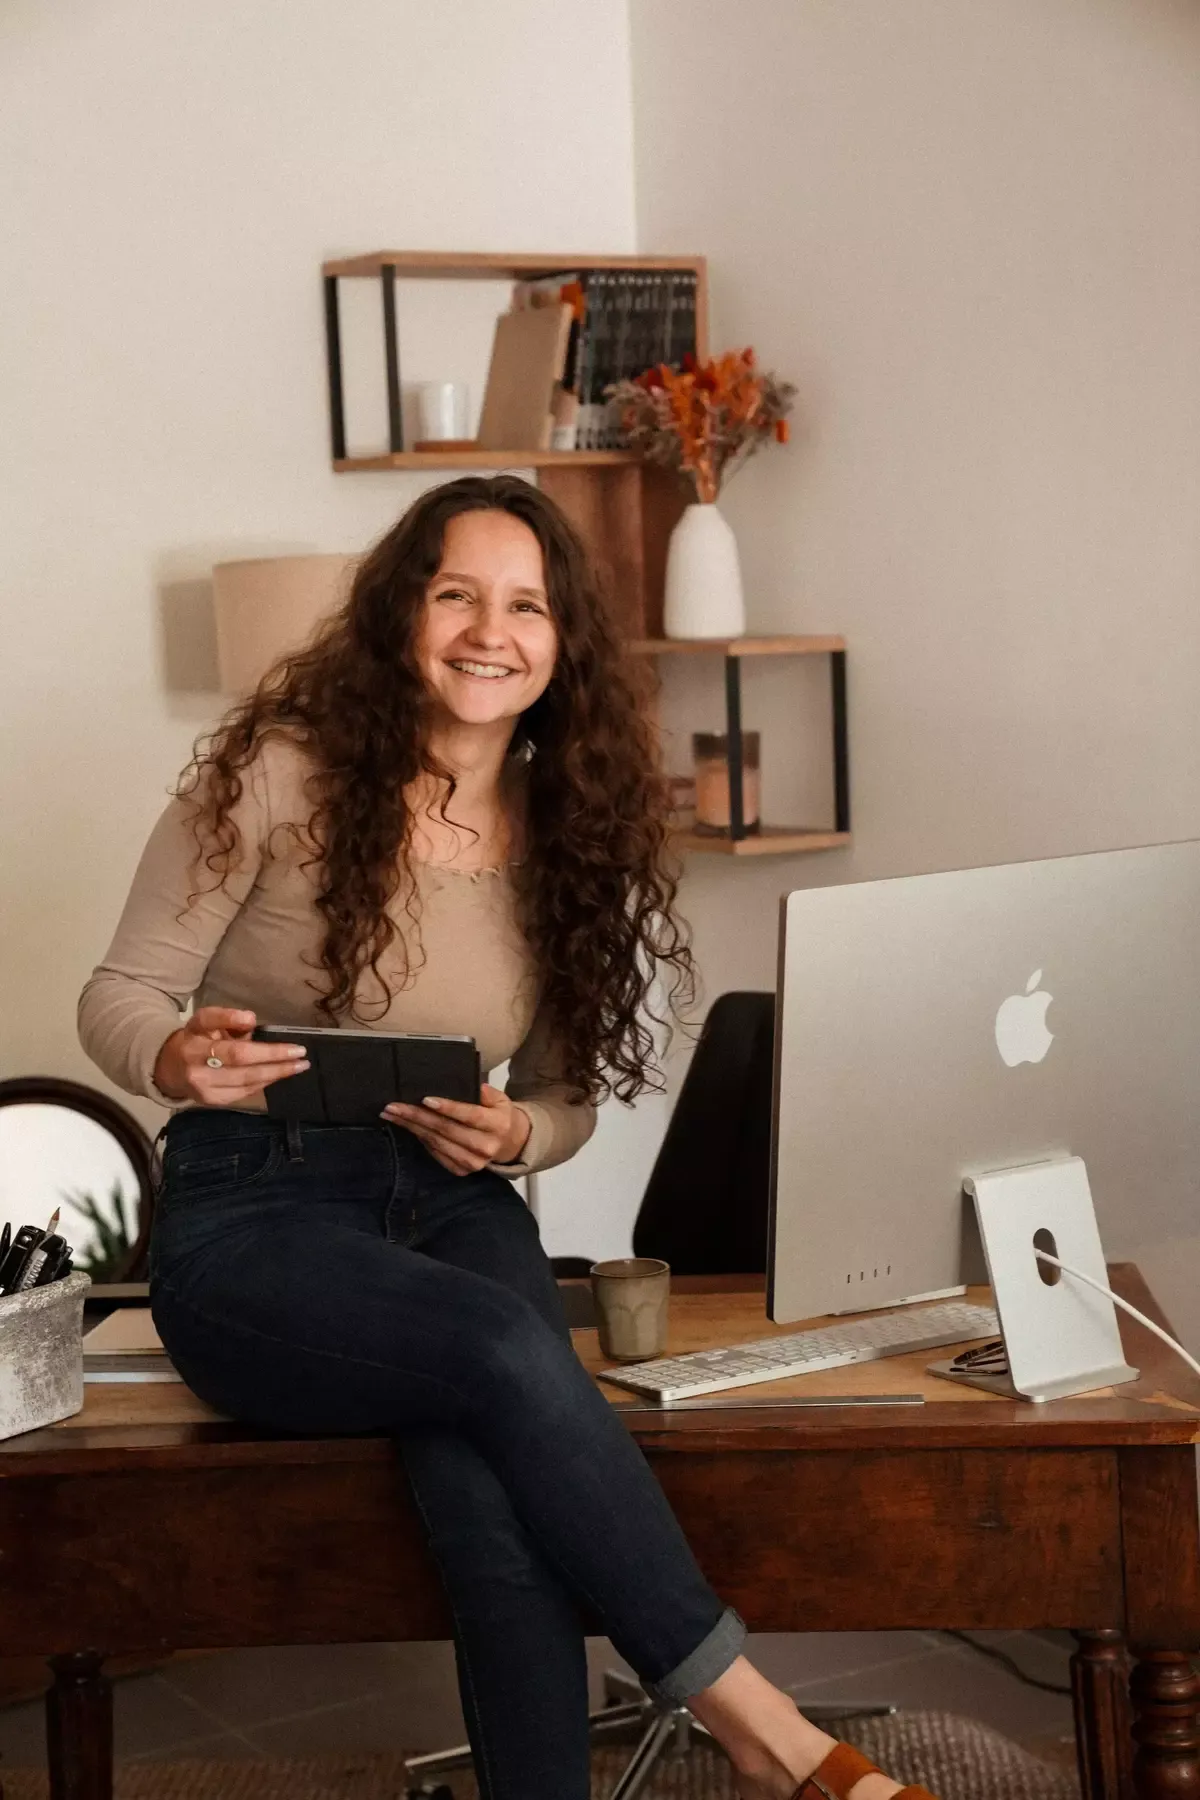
[{"x1": 82, "y1": 1307, "x2": 180, "y2": 1383}]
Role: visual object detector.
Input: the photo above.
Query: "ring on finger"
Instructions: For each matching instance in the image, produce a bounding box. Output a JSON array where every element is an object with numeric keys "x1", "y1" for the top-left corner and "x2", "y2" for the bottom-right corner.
[{"x1": 206, "y1": 1053, "x2": 224, "y2": 1069}]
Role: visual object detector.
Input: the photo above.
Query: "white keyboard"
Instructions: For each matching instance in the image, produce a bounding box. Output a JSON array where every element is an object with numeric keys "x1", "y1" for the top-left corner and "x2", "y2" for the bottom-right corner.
[{"x1": 597, "y1": 1300, "x2": 1000, "y2": 1403}]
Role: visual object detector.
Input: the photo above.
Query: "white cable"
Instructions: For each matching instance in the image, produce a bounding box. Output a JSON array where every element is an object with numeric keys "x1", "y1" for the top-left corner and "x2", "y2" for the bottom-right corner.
[{"x1": 1034, "y1": 1250, "x2": 1200, "y2": 1384}]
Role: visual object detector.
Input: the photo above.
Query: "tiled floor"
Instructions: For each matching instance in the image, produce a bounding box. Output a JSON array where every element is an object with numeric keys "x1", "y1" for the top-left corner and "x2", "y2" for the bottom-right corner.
[{"x1": 0, "y1": 1629, "x2": 1077, "y2": 1772}]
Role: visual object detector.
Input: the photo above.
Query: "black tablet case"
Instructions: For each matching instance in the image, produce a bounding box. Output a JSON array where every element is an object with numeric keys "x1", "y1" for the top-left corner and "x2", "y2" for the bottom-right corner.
[{"x1": 254, "y1": 1028, "x2": 481, "y2": 1126}]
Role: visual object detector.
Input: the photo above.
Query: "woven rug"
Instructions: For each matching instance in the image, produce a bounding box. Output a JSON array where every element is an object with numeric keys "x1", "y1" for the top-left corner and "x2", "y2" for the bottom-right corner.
[{"x1": 0, "y1": 1710, "x2": 1079, "y2": 1799}]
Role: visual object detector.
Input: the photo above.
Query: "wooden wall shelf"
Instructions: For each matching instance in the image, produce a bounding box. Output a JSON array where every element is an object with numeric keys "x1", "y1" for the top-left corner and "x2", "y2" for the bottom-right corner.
[
  {"x1": 319, "y1": 251, "x2": 853, "y2": 862},
  {"x1": 322, "y1": 251, "x2": 707, "y2": 282},
  {"x1": 644, "y1": 637, "x2": 850, "y2": 857},
  {"x1": 632, "y1": 635, "x2": 845, "y2": 658},
  {"x1": 334, "y1": 449, "x2": 639, "y2": 473},
  {"x1": 322, "y1": 248, "x2": 707, "y2": 639},
  {"x1": 674, "y1": 828, "x2": 851, "y2": 858}
]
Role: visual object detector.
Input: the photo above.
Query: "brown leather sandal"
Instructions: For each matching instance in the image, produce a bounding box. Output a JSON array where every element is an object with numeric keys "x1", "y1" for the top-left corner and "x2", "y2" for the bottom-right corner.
[{"x1": 793, "y1": 1740, "x2": 938, "y2": 1799}]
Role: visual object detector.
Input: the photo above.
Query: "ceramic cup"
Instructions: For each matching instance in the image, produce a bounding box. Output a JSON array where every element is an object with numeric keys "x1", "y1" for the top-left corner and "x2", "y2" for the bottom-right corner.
[
  {"x1": 589, "y1": 1257, "x2": 670, "y2": 1362},
  {"x1": 416, "y1": 380, "x2": 469, "y2": 442}
]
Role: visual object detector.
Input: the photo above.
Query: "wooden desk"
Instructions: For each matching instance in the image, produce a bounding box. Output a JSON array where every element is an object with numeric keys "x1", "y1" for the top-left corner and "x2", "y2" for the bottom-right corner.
[{"x1": 1, "y1": 1266, "x2": 1197, "y2": 1800}]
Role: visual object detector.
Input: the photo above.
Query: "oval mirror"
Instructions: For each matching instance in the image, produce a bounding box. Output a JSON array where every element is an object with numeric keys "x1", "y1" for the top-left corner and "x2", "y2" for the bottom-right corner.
[{"x1": 0, "y1": 1079, "x2": 154, "y2": 1284}]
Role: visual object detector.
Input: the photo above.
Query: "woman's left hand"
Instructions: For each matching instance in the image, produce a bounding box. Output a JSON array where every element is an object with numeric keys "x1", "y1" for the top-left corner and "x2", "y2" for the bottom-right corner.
[{"x1": 382, "y1": 1084, "x2": 532, "y2": 1175}]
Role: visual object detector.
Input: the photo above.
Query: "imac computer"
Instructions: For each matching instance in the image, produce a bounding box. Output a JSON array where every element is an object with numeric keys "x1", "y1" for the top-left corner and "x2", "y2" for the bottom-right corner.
[{"x1": 769, "y1": 838, "x2": 1200, "y2": 1328}]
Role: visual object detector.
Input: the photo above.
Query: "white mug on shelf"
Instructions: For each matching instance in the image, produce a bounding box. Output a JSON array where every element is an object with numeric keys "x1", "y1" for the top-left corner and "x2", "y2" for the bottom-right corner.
[{"x1": 416, "y1": 381, "x2": 469, "y2": 443}]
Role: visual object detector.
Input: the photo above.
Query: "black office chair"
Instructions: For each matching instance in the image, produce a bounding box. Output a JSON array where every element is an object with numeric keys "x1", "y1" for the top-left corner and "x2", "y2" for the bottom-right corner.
[
  {"x1": 632, "y1": 989, "x2": 773, "y2": 1274},
  {"x1": 547, "y1": 989, "x2": 774, "y2": 1305},
  {"x1": 404, "y1": 993, "x2": 890, "y2": 1799}
]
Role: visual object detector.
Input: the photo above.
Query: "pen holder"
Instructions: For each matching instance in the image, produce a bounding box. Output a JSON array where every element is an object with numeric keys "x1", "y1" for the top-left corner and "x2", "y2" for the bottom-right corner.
[{"x1": 0, "y1": 1272, "x2": 91, "y2": 1441}]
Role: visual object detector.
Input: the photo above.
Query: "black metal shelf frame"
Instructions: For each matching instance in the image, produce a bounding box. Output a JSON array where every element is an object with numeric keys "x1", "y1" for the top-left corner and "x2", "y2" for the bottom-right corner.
[
  {"x1": 722, "y1": 648, "x2": 850, "y2": 841},
  {"x1": 324, "y1": 265, "x2": 404, "y2": 462}
]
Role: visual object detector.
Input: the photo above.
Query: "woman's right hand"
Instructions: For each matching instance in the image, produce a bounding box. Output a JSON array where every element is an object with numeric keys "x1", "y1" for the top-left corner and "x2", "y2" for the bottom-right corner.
[{"x1": 153, "y1": 1008, "x2": 309, "y2": 1106}]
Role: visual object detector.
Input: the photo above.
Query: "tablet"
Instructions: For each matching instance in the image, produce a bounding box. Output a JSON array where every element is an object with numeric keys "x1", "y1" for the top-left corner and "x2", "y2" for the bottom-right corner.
[{"x1": 252, "y1": 1025, "x2": 481, "y2": 1126}]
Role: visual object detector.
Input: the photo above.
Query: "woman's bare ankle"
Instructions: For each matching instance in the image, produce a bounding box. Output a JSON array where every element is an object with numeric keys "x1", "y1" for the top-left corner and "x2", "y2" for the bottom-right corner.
[
  {"x1": 685, "y1": 1657, "x2": 906, "y2": 1799},
  {"x1": 687, "y1": 1656, "x2": 837, "y2": 1794}
]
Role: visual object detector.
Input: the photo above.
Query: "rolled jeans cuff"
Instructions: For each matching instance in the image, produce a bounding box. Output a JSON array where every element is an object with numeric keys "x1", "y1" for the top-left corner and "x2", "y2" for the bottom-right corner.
[{"x1": 642, "y1": 1606, "x2": 746, "y2": 1707}]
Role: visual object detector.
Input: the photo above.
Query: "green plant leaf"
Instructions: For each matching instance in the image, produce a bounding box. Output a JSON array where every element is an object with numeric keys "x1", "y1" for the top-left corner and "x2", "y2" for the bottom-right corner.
[{"x1": 57, "y1": 1179, "x2": 137, "y2": 1280}]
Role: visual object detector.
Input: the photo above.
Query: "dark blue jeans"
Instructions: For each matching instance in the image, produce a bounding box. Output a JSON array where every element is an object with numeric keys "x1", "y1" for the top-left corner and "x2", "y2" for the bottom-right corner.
[{"x1": 149, "y1": 1111, "x2": 744, "y2": 1800}]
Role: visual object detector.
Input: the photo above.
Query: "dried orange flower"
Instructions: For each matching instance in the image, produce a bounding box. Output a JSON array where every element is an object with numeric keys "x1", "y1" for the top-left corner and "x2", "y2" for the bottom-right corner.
[{"x1": 610, "y1": 349, "x2": 795, "y2": 503}]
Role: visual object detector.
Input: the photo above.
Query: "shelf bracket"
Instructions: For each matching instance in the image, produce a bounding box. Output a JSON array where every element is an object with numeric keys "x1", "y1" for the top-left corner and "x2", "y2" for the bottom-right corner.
[
  {"x1": 724, "y1": 655, "x2": 746, "y2": 840},
  {"x1": 380, "y1": 263, "x2": 403, "y2": 454},
  {"x1": 831, "y1": 648, "x2": 850, "y2": 834},
  {"x1": 323, "y1": 275, "x2": 346, "y2": 463}
]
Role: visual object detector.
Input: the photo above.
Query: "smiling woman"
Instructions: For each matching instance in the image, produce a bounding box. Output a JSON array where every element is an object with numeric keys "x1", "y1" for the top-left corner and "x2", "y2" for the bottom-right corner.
[
  {"x1": 77, "y1": 480, "x2": 687, "y2": 1139},
  {"x1": 75, "y1": 475, "x2": 924, "y2": 1800},
  {"x1": 418, "y1": 510, "x2": 559, "y2": 738}
]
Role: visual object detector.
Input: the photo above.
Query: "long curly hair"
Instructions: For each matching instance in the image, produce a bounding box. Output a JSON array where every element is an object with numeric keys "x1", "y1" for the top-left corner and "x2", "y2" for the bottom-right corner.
[{"x1": 178, "y1": 475, "x2": 694, "y2": 1103}]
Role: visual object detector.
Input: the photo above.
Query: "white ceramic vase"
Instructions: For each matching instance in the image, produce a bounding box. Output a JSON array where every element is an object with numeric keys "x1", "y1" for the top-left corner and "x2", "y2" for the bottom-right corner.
[{"x1": 662, "y1": 501, "x2": 746, "y2": 640}]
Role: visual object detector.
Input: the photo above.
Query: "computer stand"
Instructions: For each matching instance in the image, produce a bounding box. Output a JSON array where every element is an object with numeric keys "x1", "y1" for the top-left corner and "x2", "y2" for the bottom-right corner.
[{"x1": 928, "y1": 1155, "x2": 1139, "y2": 1403}]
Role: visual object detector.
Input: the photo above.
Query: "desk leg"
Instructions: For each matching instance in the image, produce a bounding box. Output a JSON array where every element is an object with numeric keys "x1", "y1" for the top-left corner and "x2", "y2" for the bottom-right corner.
[
  {"x1": 1129, "y1": 1652, "x2": 1200, "y2": 1799},
  {"x1": 45, "y1": 1652, "x2": 112, "y2": 1800},
  {"x1": 1073, "y1": 1631, "x2": 1136, "y2": 1800}
]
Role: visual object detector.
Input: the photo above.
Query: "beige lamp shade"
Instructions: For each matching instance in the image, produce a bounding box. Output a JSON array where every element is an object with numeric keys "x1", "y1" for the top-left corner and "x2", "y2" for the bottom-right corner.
[{"x1": 213, "y1": 554, "x2": 358, "y2": 695}]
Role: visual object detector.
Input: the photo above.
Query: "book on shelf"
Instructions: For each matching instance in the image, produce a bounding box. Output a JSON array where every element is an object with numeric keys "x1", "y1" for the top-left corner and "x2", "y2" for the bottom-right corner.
[
  {"x1": 477, "y1": 301, "x2": 574, "y2": 452},
  {"x1": 508, "y1": 267, "x2": 698, "y2": 450},
  {"x1": 513, "y1": 273, "x2": 587, "y2": 450},
  {"x1": 82, "y1": 1305, "x2": 181, "y2": 1384}
]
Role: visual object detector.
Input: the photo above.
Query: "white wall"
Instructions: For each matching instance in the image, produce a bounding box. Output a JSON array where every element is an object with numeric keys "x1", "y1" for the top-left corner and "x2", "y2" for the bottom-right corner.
[
  {"x1": 8, "y1": 1, "x2": 1200, "y2": 1303},
  {"x1": 630, "y1": 0, "x2": 1200, "y2": 1332},
  {"x1": 0, "y1": 1, "x2": 636, "y2": 1235}
]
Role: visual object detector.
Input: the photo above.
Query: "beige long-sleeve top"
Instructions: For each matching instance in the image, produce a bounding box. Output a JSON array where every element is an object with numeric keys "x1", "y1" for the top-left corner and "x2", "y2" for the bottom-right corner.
[{"x1": 77, "y1": 736, "x2": 595, "y2": 1177}]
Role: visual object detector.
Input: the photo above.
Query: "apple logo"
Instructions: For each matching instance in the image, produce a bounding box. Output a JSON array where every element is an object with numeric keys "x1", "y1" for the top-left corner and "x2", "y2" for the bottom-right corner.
[{"x1": 994, "y1": 970, "x2": 1054, "y2": 1067}]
